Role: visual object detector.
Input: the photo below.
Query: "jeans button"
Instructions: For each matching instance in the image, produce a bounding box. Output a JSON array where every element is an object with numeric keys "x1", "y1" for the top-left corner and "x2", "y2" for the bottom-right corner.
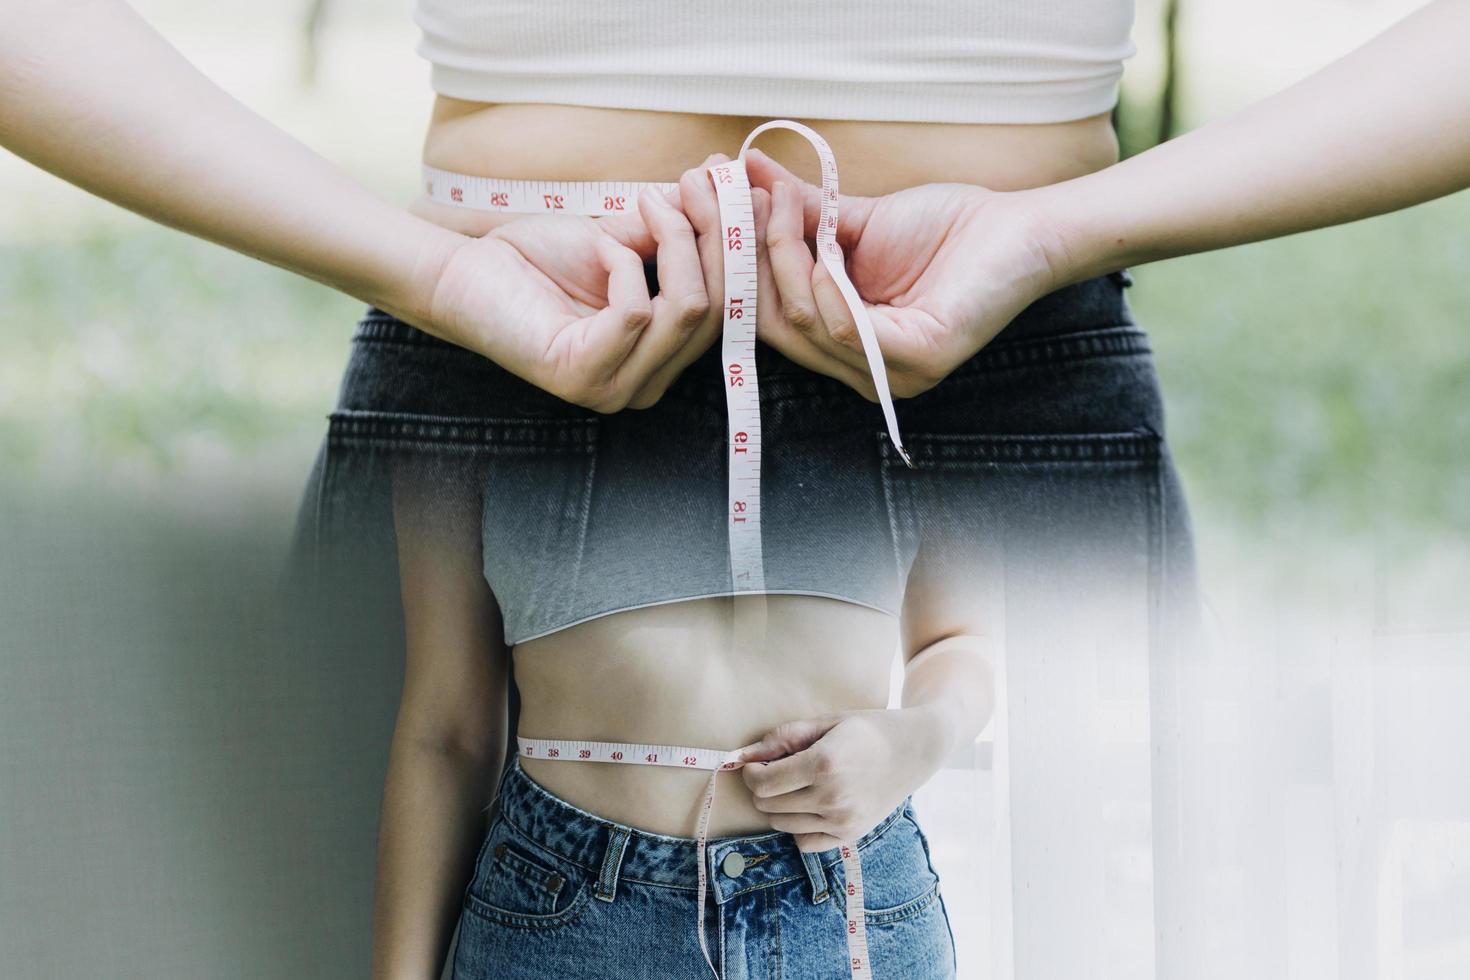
[{"x1": 721, "y1": 851, "x2": 747, "y2": 877}]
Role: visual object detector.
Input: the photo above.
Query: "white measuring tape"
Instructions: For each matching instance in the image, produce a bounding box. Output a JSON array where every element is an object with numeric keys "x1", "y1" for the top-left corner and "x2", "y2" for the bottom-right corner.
[
  {"x1": 517, "y1": 736, "x2": 869, "y2": 980},
  {"x1": 431, "y1": 120, "x2": 913, "y2": 978}
]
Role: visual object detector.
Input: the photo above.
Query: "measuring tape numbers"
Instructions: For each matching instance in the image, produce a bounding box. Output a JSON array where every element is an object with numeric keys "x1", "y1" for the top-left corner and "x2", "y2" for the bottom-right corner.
[{"x1": 431, "y1": 119, "x2": 917, "y2": 979}]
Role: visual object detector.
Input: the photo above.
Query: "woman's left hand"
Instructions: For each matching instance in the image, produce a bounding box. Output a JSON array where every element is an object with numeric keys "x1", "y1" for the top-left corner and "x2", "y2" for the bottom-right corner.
[
  {"x1": 741, "y1": 146, "x2": 1074, "y2": 400},
  {"x1": 735, "y1": 707, "x2": 949, "y2": 853}
]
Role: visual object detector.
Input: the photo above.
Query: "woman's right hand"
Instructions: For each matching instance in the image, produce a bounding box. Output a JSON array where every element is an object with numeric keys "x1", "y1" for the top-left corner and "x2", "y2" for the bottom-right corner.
[{"x1": 426, "y1": 184, "x2": 717, "y2": 412}]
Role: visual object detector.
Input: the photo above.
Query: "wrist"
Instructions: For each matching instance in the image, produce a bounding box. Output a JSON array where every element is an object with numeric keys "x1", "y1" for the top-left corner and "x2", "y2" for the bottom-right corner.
[
  {"x1": 1025, "y1": 171, "x2": 1133, "y2": 288},
  {"x1": 898, "y1": 702, "x2": 968, "y2": 774},
  {"x1": 367, "y1": 216, "x2": 472, "y2": 339}
]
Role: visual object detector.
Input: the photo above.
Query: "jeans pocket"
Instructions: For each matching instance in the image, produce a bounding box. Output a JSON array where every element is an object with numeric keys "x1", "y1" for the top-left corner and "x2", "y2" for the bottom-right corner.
[
  {"x1": 848, "y1": 807, "x2": 957, "y2": 978},
  {"x1": 463, "y1": 815, "x2": 593, "y2": 930},
  {"x1": 841, "y1": 803, "x2": 944, "y2": 926},
  {"x1": 865, "y1": 883, "x2": 956, "y2": 979}
]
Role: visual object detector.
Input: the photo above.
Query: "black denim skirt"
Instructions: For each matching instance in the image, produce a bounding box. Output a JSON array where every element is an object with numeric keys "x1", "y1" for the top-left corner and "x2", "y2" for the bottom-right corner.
[{"x1": 289, "y1": 264, "x2": 1199, "y2": 654}]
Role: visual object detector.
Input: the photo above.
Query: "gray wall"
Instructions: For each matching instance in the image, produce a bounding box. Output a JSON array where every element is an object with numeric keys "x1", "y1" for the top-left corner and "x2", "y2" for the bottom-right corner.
[{"x1": 1, "y1": 484, "x2": 419, "y2": 980}]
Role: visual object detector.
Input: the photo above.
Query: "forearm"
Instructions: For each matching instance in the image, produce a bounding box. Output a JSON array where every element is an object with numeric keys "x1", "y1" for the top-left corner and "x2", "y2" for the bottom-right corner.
[
  {"x1": 899, "y1": 633, "x2": 995, "y2": 772},
  {"x1": 1038, "y1": 0, "x2": 1470, "y2": 283},
  {"x1": 373, "y1": 735, "x2": 504, "y2": 980},
  {"x1": 0, "y1": 0, "x2": 466, "y2": 330}
]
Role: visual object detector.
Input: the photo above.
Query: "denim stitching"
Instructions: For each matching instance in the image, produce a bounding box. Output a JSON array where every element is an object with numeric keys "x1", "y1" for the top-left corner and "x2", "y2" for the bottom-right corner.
[
  {"x1": 463, "y1": 880, "x2": 594, "y2": 931},
  {"x1": 717, "y1": 891, "x2": 727, "y2": 979},
  {"x1": 758, "y1": 326, "x2": 1151, "y2": 402},
  {"x1": 899, "y1": 430, "x2": 1162, "y2": 467},
  {"x1": 327, "y1": 410, "x2": 599, "y2": 450},
  {"x1": 720, "y1": 873, "x2": 805, "y2": 901},
  {"x1": 353, "y1": 315, "x2": 456, "y2": 349},
  {"x1": 863, "y1": 880, "x2": 941, "y2": 926}
]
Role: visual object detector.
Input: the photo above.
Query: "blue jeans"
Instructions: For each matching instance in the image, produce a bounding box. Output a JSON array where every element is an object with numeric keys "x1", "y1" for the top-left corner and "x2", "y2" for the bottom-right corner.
[{"x1": 451, "y1": 757, "x2": 957, "y2": 980}]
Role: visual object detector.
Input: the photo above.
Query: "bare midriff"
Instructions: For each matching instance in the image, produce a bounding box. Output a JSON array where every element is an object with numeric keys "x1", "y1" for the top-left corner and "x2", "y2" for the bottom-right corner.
[{"x1": 414, "y1": 98, "x2": 1118, "y2": 837}]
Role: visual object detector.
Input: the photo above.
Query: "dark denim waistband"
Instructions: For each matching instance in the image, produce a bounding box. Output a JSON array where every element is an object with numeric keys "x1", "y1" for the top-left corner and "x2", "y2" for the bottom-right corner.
[
  {"x1": 495, "y1": 757, "x2": 911, "y2": 906},
  {"x1": 353, "y1": 268, "x2": 1143, "y2": 409}
]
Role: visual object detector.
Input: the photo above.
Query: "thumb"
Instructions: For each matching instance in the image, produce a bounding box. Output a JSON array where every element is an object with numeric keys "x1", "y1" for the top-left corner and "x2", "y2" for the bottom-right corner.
[
  {"x1": 737, "y1": 715, "x2": 844, "y2": 762},
  {"x1": 742, "y1": 147, "x2": 873, "y2": 252}
]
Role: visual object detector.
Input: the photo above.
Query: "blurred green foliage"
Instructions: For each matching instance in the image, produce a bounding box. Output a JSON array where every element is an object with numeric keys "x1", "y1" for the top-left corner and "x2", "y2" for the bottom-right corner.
[
  {"x1": 1133, "y1": 189, "x2": 1470, "y2": 544},
  {"x1": 0, "y1": 227, "x2": 353, "y2": 490}
]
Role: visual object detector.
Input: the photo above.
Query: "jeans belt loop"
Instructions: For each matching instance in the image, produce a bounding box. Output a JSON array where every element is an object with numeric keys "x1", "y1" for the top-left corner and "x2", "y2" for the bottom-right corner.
[
  {"x1": 595, "y1": 824, "x2": 631, "y2": 902},
  {"x1": 800, "y1": 849, "x2": 830, "y2": 905}
]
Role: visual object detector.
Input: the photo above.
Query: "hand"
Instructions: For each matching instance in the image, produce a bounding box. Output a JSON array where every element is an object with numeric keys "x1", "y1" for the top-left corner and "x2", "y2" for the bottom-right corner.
[
  {"x1": 735, "y1": 707, "x2": 950, "y2": 853},
  {"x1": 425, "y1": 183, "x2": 715, "y2": 412},
  {"x1": 741, "y1": 146, "x2": 1072, "y2": 399}
]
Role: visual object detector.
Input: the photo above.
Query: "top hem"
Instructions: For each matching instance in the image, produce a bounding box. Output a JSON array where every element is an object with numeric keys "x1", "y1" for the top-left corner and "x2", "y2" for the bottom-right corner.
[
  {"x1": 427, "y1": 66, "x2": 1121, "y2": 126},
  {"x1": 509, "y1": 589, "x2": 899, "y2": 647}
]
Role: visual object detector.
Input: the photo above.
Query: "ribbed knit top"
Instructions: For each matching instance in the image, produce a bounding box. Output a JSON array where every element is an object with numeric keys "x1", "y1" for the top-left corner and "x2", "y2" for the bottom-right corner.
[{"x1": 411, "y1": 1, "x2": 1137, "y2": 125}]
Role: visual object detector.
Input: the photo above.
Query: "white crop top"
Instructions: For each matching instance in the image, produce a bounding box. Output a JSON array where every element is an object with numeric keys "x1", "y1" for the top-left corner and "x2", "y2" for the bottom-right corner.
[{"x1": 411, "y1": 1, "x2": 1137, "y2": 125}]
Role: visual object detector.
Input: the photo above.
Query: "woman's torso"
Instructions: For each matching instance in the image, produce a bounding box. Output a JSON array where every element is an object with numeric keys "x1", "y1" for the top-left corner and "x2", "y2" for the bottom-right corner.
[{"x1": 412, "y1": 101, "x2": 1121, "y2": 836}]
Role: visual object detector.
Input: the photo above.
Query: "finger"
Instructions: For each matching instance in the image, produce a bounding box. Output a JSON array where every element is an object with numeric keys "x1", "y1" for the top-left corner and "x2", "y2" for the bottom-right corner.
[
  {"x1": 764, "y1": 179, "x2": 821, "y2": 338},
  {"x1": 596, "y1": 202, "x2": 659, "y2": 259},
  {"x1": 811, "y1": 255, "x2": 871, "y2": 359},
  {"x1": 630, "y1": 186, "x2": 709, "y2": 359},
  {"x1": 767, "y1": 180, "x2": 869, "y2": 375},
  {"x1": 809, "y1": 263, "x2": 882, "y2": 401},
  {"x1": 679, "y1": 153, "x2": 725, "y2": 240},
  {"x1": 624, "y1": 157, "x2": 730, "y2": 407},
  {"x1": 678, "y1": 157, "x2": 729, "y2": 320},
  {"x1": 749, "y1": 784, "x2": 825, "y2": 814},
  {"x1": 793, "y1": 832, "x2": 845, "y2": 853},
  {"x1": 741, "y1": 750, "x2": 818, "y2": 798},
  {"x1": 743, "y1": 146, "x2": 875, "y2": 251},
  {"x1": 738, "y1": 714, "x2": 842, "y2": 764},
  {"x1": 750, "y1": 186, "x2": 870, "y2": 395},
  {"x1": 766, "y1": 811, "x2": 836, "y2": 836},
  {"x1": 621, "y1": 188, "x2": 718, "y2": 406},
  {"x1": 576, "y1": 234, "x2": 654, "y2": 386}
]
